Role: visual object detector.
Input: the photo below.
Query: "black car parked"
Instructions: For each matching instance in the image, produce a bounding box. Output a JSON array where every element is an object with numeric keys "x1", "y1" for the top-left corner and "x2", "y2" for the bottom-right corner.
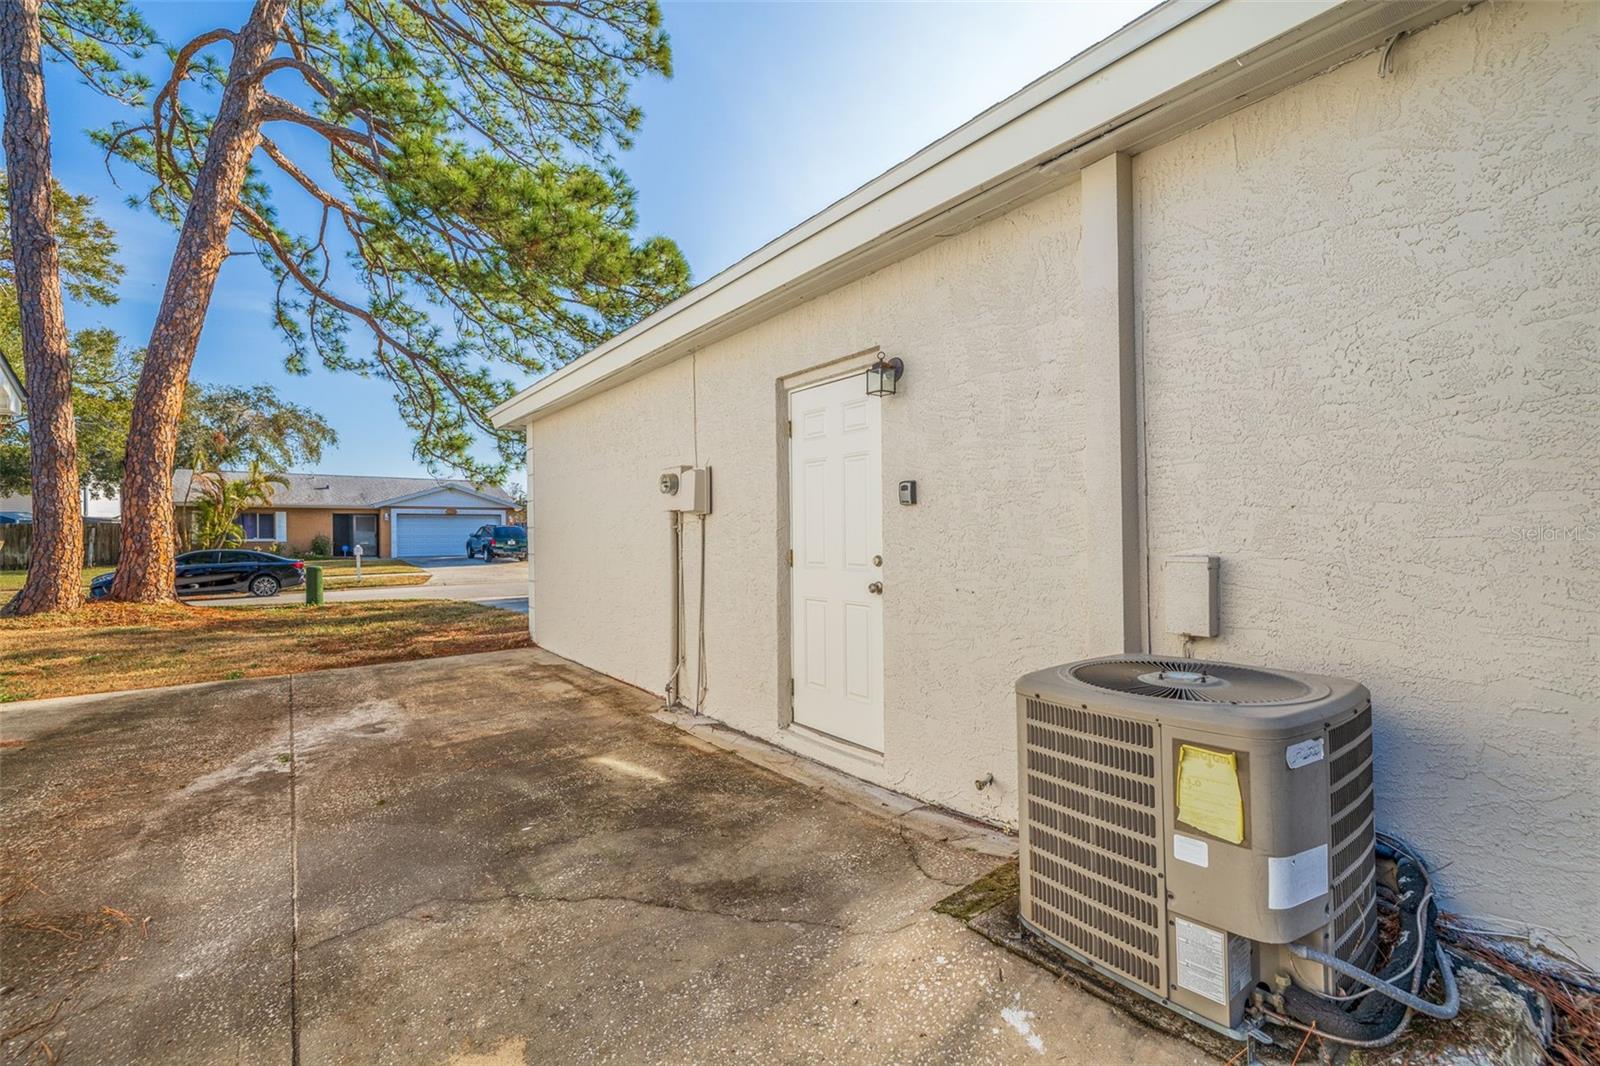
[
  {"x1": 465, "y1": 524, "x2": 527, "y2": 561},
  {"x1": 90, "y1": 549, "x2": 307, "y2": 599}
]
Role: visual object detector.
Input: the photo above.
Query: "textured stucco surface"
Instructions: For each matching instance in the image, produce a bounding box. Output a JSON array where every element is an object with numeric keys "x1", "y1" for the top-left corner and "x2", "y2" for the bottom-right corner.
[
  {"x1": 533, "y1": 183, "x2": 1086, "y2": 824},
  {"x1": 526, "y1": 2, "x2": 1598, "y2": 967},
  {"x1": 1135, "y1": 0, "x2": 1599, "y2": 966},
  {"x1": 530, "y1": 357, "x2": 695, "y2": 692}
]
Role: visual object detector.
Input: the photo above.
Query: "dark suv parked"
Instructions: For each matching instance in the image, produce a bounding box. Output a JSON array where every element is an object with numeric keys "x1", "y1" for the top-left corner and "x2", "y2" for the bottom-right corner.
[
  {"x1": 465, "y1": 525, "x2": 527, "y2": 561},
  {"x1": 90, "y1": 549, "x2": 306, "y2": 599}
]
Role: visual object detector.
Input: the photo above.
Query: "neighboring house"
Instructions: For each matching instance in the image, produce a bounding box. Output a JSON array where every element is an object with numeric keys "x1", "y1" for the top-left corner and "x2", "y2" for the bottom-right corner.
[
  {"x1": 0, "y1": 354, "x2": 23, "y2": 418},
  {"x1": 171, "y1": 470, "x2": 514, "y2": 558},
  {"x1": 491, "y1": 0, "x2": 1598, "y2": 971},
  {"x1": 4, "y1": 359, "x2": 122, "y2": 522},
  {"x1": 0, "y1": 492, "x2": 122, "y2": 522}
]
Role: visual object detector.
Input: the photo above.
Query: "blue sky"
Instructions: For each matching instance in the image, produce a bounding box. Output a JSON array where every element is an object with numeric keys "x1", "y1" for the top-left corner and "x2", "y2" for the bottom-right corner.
[{"x1": 47, "y1": 1, "x2": 1156, "y2": 479}]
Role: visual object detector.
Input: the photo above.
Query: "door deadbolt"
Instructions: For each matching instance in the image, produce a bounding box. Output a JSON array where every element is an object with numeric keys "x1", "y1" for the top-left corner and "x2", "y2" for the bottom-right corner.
[{"x1": 872, "y1": 554, "x2": 883, "y2": 567}]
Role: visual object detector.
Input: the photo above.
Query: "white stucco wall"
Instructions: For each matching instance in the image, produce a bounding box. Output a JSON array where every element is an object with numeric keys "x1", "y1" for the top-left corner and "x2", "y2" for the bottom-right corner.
[
  {"x1": 531, "y1": 357, "x2": 695, "y2": 692},
  {"x1": 1135, "y1": 0, "x2": 1599, "y2": 965},
  {"x1": 526, "y1": 2, "x2": 1597, "y2": 966},
  {"x1": 533, "y1": 182, "x2": 1087, "y2": 822},
  {"x1": 697, "y1": 181, "x2": 1086, "y2": 821}
]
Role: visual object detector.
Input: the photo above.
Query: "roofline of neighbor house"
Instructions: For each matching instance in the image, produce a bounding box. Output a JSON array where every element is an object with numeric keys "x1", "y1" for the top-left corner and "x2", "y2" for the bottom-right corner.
[
  {"x1": 371, "y1": 485, "x2": 512, "y2": 508},
  {"x1": 490, "y1": 0, "x2": 1470, "y2": 429},
  {"x1": 172, "y1": 492, "x2": 510, "y2": 509}
]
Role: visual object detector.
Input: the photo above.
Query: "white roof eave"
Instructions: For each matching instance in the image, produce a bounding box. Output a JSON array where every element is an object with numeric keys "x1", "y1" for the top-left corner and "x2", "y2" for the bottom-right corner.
[
  {"x1": 491, "y1": 0, "x2": 1467, "y2": 429},
  {"x1": 371, "y1": 485, "x2": 513, "y2": 509}
]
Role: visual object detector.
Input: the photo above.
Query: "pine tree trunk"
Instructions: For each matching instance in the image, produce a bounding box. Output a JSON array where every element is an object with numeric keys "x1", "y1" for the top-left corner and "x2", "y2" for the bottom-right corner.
[
  {"x1": 111, "y1": 0, "x2": 292, "y2": 602},
  {"x1": 0, "y1": 0, "x2": 83, "y2": 616}
]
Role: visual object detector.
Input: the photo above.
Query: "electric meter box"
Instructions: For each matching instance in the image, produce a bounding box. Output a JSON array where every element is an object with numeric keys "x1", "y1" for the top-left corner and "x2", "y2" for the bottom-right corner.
[{"x1": 659, "y1": 465, "x2": 711, "y2": 514}]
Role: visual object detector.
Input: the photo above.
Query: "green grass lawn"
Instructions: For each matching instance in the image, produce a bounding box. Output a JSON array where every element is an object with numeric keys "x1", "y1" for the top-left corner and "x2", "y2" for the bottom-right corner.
[
  {"x1": 0, "y1": 599, "x2": 529, "y2": 702},
  {"x1": 0, "y1": 566, "x2": 115, "y2": 592},
  {"x1": 302, "y1": 557, "x2": 430, "y2": 589},
  {"x1": 298, "y1": 557, "x2": 422, "y2": 576},
  {"x1": 321, "y1": 570, "x2": 431, "y2": 590},
  {"x1": 2, "y1": 559, "x2": 430, "y2": 594}
]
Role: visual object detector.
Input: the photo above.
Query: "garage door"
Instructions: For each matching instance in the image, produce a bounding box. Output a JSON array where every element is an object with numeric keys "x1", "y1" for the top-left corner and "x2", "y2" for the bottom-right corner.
[{"x1": 393, "y1": 513, "x2": 501, "y2": 558}]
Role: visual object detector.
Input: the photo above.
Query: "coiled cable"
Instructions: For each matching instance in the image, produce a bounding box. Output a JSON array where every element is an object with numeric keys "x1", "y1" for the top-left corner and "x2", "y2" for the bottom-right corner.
[{"x1": 1268, "y1": 835, "x2": 1458, "y2": 1048}]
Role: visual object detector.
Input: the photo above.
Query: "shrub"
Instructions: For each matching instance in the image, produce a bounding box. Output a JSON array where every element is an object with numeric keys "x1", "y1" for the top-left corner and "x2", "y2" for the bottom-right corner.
[{"x1": 309, "y1": 533, "x2": 332, "y2": 557}]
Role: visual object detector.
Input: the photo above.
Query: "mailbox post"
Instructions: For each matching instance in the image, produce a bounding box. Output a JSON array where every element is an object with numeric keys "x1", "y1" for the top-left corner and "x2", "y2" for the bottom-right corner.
[{"x1": 353, "y1": 543, "x2": 363, "y2": 581}]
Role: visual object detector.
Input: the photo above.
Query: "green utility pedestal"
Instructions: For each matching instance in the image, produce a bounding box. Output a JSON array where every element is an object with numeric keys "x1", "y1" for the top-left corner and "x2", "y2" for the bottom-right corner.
[{"x1": 305, "y1": 565, "x2": 324, "y2": 606}]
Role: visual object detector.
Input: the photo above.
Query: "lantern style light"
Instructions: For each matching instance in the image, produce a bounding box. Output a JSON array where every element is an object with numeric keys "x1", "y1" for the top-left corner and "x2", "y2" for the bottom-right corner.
[{"x1": 865, "y1": 355, "x2": 904, "y2": 397}]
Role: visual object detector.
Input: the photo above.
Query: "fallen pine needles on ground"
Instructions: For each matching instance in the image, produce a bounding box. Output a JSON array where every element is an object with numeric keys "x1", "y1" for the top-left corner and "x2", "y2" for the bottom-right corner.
[
  {"x1": 1446, "y1": 932, "x2": 1599, "y2": 1066},
  {"x1": 0, "y1": 600, "x2": 529, "y2": 702}
]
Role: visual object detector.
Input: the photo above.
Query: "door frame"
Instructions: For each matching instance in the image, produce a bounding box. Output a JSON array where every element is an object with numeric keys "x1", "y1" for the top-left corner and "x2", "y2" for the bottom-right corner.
[
  {"x1": 331, "y1": 512, "x2": 379, "y2": 557},
  {"x1": 775, "y1": 346, "x2": 886, "y2": 750}
]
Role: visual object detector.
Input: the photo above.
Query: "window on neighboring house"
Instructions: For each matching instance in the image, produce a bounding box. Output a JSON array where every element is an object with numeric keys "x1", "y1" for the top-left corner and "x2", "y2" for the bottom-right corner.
[{"x1": 238, "y1": 512, "x2": 276, "y2": 540}]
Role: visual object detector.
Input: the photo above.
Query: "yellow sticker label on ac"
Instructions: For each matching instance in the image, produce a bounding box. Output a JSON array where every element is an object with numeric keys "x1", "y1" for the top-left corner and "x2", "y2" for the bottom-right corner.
[{"x1": 1176, "y1": 744, "x2": 1245, "y2": 844}]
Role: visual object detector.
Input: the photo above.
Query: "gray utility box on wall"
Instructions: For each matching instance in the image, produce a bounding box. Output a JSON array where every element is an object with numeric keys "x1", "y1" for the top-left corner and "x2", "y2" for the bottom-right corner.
[
  {"x1": 1164, "y1": 554, "x2": 1220, "y2": 638},
  {"x1": 1016, "y1": 655, "x2": 1377, "y2": 1038},
  {"x1": 659, "y1": 465, "x2": 712, "y2": 514}
]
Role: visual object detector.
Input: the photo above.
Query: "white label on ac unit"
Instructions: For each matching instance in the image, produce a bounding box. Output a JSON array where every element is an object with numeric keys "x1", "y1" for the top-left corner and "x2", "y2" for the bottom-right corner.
[
  {"x1": 1268, "y1": 844, "x2": 1330, "y2": 910},
  {"x1": 1286, "y1": 738, "x2": 1325, "y2": 769},
  {"x1": 1172, "y1": 833, "x2": 1209, "y2": 868},
  {"x1": 1174, "y1": 918, "x2": 1228, "y2": 1004}
]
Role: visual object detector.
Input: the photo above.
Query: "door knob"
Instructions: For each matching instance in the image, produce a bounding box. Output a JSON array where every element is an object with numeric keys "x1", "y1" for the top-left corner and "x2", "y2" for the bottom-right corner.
[{"x1": 867, "y1": 581, "x2": 883, "y2": 595}]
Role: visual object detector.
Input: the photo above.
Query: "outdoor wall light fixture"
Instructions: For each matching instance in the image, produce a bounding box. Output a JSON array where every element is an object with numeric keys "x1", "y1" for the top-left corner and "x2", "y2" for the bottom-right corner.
[{"x1": 865, "y1": 355, "x2": 904, "y2": 397}]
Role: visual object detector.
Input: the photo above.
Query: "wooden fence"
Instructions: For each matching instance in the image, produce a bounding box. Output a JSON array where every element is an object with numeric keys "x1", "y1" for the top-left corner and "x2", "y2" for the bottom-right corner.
[{"x1": 0, "y1": 522, "x2": 122, "y2": 570}]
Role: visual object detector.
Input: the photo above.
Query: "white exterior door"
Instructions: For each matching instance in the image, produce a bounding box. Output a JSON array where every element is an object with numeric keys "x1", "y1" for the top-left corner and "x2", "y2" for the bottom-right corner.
[{"x1": 788, "y1": 374, "x2": 884, "y2": 751}]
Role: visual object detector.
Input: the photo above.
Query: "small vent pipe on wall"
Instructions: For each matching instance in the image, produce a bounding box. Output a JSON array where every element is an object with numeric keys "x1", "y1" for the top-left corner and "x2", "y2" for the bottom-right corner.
[
  {"x1": 665, "y1": 511, "x2": 685, "y2": 707},
  {"x1": 662, "y1": 465, "x2": 711, "y2": 711}
]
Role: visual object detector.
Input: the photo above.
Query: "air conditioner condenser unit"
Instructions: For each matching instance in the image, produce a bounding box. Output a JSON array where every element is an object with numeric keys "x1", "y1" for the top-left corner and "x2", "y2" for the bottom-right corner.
[{"x1": 1016, "y1": 655, "x2": 1377, "y2": 1039}]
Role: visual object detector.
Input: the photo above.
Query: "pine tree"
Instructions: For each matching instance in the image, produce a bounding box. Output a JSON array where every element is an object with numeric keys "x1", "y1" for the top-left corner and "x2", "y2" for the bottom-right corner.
[
  {"x1": 0, "y1": 0, "x2": 150, "y2": 615},
  {"x1": 91, "y1": 0, "x2": 689, "y2": 602}
]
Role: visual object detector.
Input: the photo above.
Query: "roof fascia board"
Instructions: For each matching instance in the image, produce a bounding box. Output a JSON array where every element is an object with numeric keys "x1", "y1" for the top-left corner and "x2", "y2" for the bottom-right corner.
[
  {"x1": 372, "y1": 485, "x2": 511, "y2": 508},
  {"x1": 492, "y1": 0, "x2": 1443, "y2": 428},
  {"x1": 488, "y1": 0, "x2": 1233, "y2": 428}
]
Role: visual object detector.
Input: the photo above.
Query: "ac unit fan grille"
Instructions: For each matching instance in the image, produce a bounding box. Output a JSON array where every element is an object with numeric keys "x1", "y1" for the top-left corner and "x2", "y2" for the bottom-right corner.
[
  {"x1": 1028, "y1": 771, "x2": 1157, "y2": 837},
  {"x1": 1328, "y1": 731, "x2": 1373, "y2": 786},
  {"x1": 1023, "y1": 697, "x2": 1164, "y2": 993},
  {"x1": 1069, "y1": 658, "x2": 1313, "y2": 704},
  {"x1": 1328, "y1": 705, "x2": 1378, "y2": 964},
  {"x1": 1028, "y1": 749, "x2": 1155, "y2": 808}
]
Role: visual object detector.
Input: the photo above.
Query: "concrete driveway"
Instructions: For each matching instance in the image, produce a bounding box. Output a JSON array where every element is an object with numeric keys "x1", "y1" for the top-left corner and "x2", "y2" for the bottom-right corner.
[
  {"x1": 210, "y1": 556, "x2": 529, "y2": 613},
  {"x1": 0, "y1": 649, "x2": 1199, "y2": 1065}
]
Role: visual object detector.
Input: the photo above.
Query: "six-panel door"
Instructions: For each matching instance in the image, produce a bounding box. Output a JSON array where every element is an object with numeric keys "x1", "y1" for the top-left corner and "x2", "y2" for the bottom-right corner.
[{"x1": 788, "y1": 374, "x2": 885, "y2": 751}]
